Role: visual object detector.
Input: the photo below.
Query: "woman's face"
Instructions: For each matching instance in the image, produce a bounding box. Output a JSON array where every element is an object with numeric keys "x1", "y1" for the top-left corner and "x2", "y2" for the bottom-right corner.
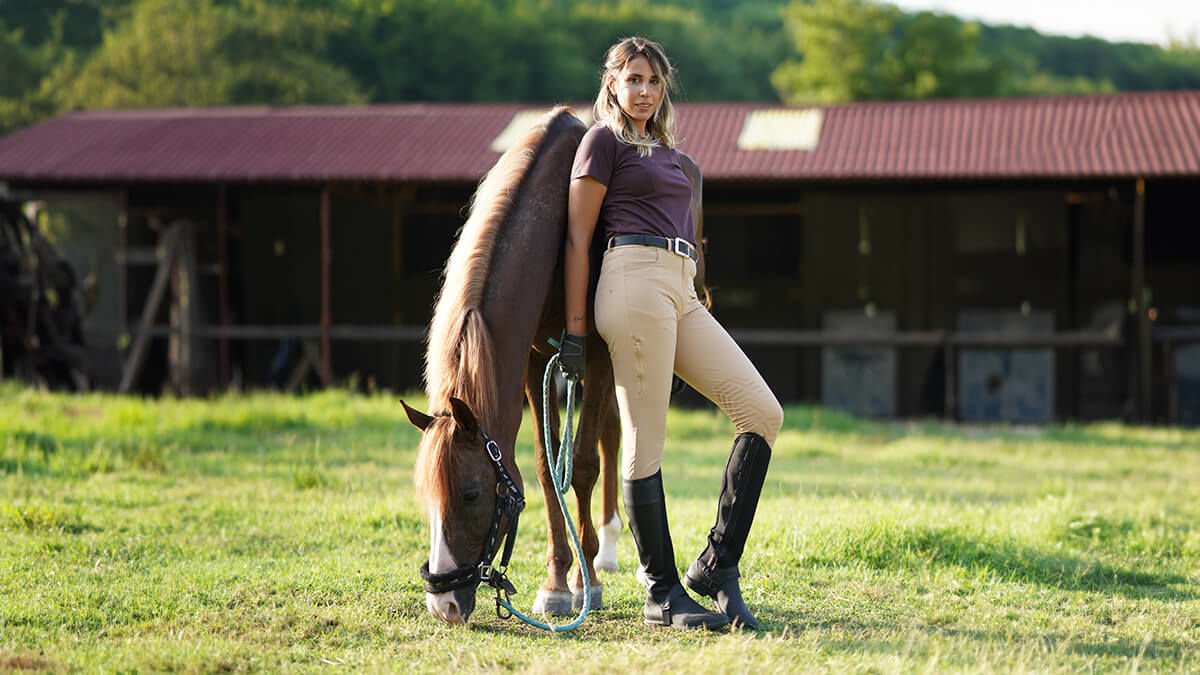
[{"x1": 609, "y1": 56, "x2": 663, "y2": 134}]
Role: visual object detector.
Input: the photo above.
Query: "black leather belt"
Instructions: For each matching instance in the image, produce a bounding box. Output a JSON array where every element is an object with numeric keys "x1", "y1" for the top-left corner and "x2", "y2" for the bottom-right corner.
[{"x1": 607, "y1": 234, "x2": 698, "y2": 262}]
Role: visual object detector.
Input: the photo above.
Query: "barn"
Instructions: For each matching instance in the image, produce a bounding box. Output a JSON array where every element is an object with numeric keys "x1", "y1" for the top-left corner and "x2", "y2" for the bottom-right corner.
[{"x1": 1, "y1": 92, "x2": 1197, "y2": 423}]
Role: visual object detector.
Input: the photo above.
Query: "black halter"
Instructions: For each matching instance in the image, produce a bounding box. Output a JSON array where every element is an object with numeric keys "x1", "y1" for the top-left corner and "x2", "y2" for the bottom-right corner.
[{"x1": 419, "y1": 430, "x2": 525, "y2": 615}]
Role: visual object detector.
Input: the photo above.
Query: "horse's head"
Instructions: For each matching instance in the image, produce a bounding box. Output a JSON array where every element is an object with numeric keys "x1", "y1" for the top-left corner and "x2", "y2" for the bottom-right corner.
[{"x1": 403, "y1": 397, "x2": 523, "y2": 625}]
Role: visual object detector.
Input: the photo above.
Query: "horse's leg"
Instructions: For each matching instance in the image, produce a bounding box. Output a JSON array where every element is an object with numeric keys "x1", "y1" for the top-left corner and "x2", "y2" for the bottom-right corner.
[
  {"x1": 564, "y1": 341, "x2": 619, "y2": 610},
  {"x1": 596, "y1": 390, "x2": 622, "y2": 574},
  {"x1": 567, "y1": 364, "x2": 607, "y2": 611},
  {"x1": 526, "y1": 348, "x2": 574, "y2": 616}
]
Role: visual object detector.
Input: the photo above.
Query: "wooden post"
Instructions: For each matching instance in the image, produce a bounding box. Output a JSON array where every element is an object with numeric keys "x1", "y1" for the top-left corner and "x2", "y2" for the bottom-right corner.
[
  {"x1": 118, "y1": 190, "x2": 129, "y2": 337},
  {"x1": 391, "y1": 195, "x2": 405, "y2": 387},
  {"x1": 169, "y1": 221, "x2": 198, "y2": 396},
  {"x1": 320, "y1": 185, "x2": 332, "y2": 388},
  {"x1": 119, "y1": 222, "x2": 183, "y2": 393},
  {"x1": 1132, "y1": 177, "x2": 1151, "y2": 421},
  {"x1": 942, "y1": 340, "x2": 955, "y2": 420},
  {"x1": 216, "y1": 184, "x2": 231, "y2": 388},
  {"x1": 1164, "y1": 342, "x2": 1177, "y2": 425}
]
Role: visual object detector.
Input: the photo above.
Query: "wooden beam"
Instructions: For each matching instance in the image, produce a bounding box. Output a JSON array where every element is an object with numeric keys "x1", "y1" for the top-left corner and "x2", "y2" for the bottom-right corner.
[
  {"x1": 1132, "y1": 177, "x2": 1151, "y2": 421},
  {"x1": 118, "y1": 222, "x2": 182, "y2": 393},
  {"x1": 286, "y1": 341, "x2": 323, "y2": 392},
  {"x1": 320, "y1": 185, "x2": 332, "y2": 387},
  {"x1": 86, "y1": 323, "x2": 427, "y2": 341},
  {"x1": 702, "y1": 202, "x2": 806, "y2": 217},
  {"x1": 169, "y1": 221, "x2": 197, "y2": 395},
  {"x1": 216, "y1": 184, "x2": 231, "y2": 388},
  {"x1": 943, "y1": 342, "x2": 956, "y2": 421},
  {"x1": 118, "y1": 190, "x2": 129, "y2": 334}
]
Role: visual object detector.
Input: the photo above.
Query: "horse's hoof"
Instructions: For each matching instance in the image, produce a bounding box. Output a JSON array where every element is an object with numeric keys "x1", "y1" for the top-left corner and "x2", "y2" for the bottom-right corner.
[
  {"x1": 595, "y1": 554, "x2": 619, "y2": 573},
  {"x1": 572, "y1": 585, "x2": 604, "y2": 611},
  {"x1": 531, "y1": 590, "x2": 573, "y2": 617}
]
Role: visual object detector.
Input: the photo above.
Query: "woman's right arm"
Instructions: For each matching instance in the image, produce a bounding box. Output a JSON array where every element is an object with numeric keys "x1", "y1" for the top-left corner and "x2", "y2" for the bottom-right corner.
[{"x1": 564, "y1": 176, "x2": 607, "y2": 336}]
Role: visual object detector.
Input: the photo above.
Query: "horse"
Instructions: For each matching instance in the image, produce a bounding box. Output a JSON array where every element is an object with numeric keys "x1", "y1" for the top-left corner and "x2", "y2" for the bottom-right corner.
[{"x1": 402, "y1": 105, "x2": 709, "y2": 626}]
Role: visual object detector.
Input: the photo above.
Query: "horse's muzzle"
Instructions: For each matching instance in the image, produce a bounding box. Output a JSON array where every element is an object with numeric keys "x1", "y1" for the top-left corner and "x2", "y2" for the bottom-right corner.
[{"x1": 426, "y1": 587, "x2": 477, "y2": 625}]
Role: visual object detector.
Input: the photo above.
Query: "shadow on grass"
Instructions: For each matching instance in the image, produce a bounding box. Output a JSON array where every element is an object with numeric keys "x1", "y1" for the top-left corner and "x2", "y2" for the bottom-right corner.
[
  {"x1": 0, "y1": 406, "x2": 423, "y2": 478},
  {"x1": 759, "y1": 618, "x2": 1194, "y2": 665},
  {"x1": 809, "y1": 526, "x2": 1194, "y2": 600},
  {"x1": 1, "y1": 434, "x2": 170, "y2": 479},
  {"x1": 167, "y1": 410, "x2": 416, "y2": 451},
  {"x1": 934, "y1": 627, "x2": 1190, "y2": 663},
  {"x1": 772, "y1": 405, "x2": 1200, "y2": 452}
]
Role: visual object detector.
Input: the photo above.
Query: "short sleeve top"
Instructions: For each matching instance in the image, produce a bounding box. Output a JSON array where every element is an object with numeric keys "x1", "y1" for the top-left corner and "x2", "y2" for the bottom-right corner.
[{"x1": 570, "y1": 124, "x2": 695, "y2": 245}]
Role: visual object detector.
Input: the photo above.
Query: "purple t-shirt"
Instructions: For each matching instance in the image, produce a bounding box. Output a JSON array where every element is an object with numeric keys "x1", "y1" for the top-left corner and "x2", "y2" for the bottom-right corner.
[{"x1": 571, "y1": 124, "x2": 695, "y2": 245}]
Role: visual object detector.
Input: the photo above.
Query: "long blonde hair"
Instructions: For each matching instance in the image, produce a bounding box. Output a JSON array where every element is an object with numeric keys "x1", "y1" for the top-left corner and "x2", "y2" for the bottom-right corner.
[{"x1": 593, "y1": 37, "x2": 678, "y2": 157}]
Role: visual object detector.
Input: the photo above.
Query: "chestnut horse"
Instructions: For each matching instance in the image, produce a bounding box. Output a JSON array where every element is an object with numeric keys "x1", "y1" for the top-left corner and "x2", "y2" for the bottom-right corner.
[{"x1": 402, "y1": 106, "x2": 708, "y2": 625}]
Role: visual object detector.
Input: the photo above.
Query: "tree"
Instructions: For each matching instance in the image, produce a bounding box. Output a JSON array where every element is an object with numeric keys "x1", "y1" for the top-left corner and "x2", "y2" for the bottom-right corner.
[
  {"x1": 53, "y1": 0, "x2": 365, "y2": 109},
  {"x1": 0, "y1": 0, "x2": 130, "y2": 52},
  {"x1": 0, "y1": 22, "x2": 63, "y2": 132},
  {"x1": 771, "y1": 0, "x2": 895, "y2": 103},
  {"x1": 771, "y1": 0, "x2": 1005, "y2": 103}
]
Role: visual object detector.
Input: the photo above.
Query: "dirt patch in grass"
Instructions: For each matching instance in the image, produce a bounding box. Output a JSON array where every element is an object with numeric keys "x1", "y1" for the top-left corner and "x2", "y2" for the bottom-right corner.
[{"x1": 0, "y1": 653, "x2": 61, "y2": 672}]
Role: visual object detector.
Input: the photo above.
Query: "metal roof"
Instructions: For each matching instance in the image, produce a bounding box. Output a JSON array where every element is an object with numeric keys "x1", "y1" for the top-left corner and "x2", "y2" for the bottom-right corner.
[{"x1": 1, "y1": 92, "x2": 1198, "y2": 183}]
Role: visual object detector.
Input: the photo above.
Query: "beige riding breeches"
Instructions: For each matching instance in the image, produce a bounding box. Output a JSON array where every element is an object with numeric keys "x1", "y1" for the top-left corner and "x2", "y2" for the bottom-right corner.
[{"x1": 594, "y1": 245, "x2": 784, "y2": 480}]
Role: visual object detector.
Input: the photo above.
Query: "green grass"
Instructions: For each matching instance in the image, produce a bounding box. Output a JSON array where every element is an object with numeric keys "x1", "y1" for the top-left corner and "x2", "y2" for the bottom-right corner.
[{"x1": 1, "y1": 382, "x2": 1198, "y2": 672}]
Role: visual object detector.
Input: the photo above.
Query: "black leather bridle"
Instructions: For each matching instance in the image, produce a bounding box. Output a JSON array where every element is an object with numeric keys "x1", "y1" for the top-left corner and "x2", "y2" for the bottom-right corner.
[{"x1": 419, "y1": 430, "x2": 525, "y2": 615}]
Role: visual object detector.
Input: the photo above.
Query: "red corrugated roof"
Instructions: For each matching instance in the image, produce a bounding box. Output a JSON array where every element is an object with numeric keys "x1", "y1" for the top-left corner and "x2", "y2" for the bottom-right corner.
[
  {"x1": 1, "y1": 92, "x2": 1198, "y2": 183},
  {"x1": 0, "y1": 104, "x2": 528, "y2": 183}
]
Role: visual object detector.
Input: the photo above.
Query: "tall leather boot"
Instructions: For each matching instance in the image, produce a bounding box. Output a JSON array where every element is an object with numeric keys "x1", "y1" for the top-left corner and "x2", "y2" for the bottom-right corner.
[
  {"x1": 685, "y1": 432, "x2": 771, "y2": 629},
  {"x1": 624, "y1": 471, "x2": 729, "y2": 630}
]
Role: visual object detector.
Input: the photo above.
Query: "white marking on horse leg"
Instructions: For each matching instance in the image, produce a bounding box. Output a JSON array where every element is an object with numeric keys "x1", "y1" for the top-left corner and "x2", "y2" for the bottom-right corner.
[
  {"x1": 595, "y1": 512, "x2": 621, "y2": 572},
  {"x1": 425, "y1": 508, "x2": 466, "y2": 624}
]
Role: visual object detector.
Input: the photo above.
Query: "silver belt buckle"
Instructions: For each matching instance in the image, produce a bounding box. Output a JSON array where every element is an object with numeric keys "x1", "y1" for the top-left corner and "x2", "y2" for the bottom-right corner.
[{"x1": 670, "y1": 237, "x2": 692, "y2": 259}]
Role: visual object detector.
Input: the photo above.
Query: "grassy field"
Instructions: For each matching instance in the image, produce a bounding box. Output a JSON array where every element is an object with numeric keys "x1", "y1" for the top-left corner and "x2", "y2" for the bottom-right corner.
[{"x1": 1, "y1": 382, "x2": 1198, "y2": 673}]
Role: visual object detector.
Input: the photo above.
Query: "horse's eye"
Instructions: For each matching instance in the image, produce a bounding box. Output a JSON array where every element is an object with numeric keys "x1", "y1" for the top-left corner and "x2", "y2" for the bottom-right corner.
[{"x1": 463, "y1": 487, "x2": 482, "y2": 504}]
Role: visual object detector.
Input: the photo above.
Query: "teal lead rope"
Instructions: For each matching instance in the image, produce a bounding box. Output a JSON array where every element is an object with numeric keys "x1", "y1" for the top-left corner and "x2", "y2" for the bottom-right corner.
[{"x1": 494, "y1": 352, "x2": 591, "y2": 631}]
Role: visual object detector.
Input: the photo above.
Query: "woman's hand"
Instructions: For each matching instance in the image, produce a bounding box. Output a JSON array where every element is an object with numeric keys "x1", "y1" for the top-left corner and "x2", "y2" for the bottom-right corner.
[{"x1": 557, "y1": 332, "x2": 587, "y2": 382}]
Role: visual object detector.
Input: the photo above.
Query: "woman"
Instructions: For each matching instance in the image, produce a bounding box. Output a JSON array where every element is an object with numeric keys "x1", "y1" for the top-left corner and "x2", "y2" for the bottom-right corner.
[{"x1": 558, "y1": 37, "x2": 783, "y2": 631}]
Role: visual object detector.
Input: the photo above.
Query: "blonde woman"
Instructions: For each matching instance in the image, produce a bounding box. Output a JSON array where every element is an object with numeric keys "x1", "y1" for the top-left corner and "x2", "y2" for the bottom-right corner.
[{"x1": 558, "y1": 37, "x2": 783, "y2": 631}]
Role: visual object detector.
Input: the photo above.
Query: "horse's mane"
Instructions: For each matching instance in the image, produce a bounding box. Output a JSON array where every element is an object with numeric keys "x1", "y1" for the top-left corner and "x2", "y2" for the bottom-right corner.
[{"x1": 416, "y1": 105, "x2": 574, "y2": 510}]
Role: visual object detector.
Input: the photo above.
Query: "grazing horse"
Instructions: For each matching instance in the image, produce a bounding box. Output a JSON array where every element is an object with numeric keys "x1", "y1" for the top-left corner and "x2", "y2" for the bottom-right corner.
[{"x1": 403, "y1": 106, "x2": 709, "y2": 625}]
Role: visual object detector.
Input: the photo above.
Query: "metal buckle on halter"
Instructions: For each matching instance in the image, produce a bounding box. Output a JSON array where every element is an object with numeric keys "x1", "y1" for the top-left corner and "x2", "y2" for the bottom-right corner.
[
  {"x1": 671, "y1": 237, "x2": 693, "y2": 260},
  {"x1": 485, "y1": 439, "x2": 502, "y2": 462}
]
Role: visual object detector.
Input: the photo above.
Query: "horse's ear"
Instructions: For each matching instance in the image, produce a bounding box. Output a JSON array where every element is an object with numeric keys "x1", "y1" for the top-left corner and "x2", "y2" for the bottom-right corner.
[
  {"x1": 401, "y1": 400, "x2": 434, "y2": 431},
  {"x1": 448, "y1": 397, "x2": 479, "y2": 434}
]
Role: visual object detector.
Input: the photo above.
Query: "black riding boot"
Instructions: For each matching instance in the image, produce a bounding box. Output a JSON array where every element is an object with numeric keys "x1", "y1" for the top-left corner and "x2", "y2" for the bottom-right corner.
[
  {"x1": 685, "y1": 432, "x2": 772, "y2": 630},
  {"x1": 624, "y1": 471, "x2": 729, "y2": 630}
]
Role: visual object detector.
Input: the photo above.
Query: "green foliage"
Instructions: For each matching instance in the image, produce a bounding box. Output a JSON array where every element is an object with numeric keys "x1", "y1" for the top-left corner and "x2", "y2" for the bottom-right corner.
[
  {"x1": 1, "y1": 385, "x2": 1199, "y2": 670},
  {"x1": 0, "y1": 0, "x2": 129, "y2": 51},
  {"x1": 774, "y1": 0, "x2": 1012, "y2": 102},
  {"x1": 326, "y1": 0, "x2": 785, "y2": 103},
  {"x1": 55, "y1": 0, "x2": 366, "y2": 109},
  {"x1": 772, "y1": 0, "x2": 1199, "y2": 103},
  {"x1": 0, "y1": 23, "x2": 41, "y2": 98},
  {"x1": 980, "y1": 25, "x2": 1200, "y2": 93},
  {"x1": 773, "y1": 0, "x2": 898, "y2": 102},
  {"x1": 0, "y1": 21, "x2": 59, "y2": 131},
  {"x1": 0, "y1": 0, "x2": 1198, "y2": 134}
]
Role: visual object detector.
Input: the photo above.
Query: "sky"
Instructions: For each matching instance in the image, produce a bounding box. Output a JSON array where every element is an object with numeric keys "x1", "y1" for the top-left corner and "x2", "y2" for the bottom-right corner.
[{"x1": 888, "y1": 0, "x2": 1200, "y2": 46}]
